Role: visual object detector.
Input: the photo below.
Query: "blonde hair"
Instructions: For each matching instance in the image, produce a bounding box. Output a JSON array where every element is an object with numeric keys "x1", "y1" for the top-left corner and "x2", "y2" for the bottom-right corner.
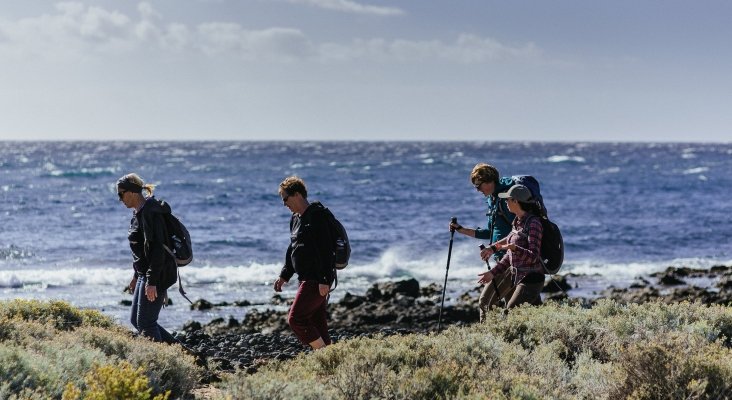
[
  {"x1": 120, "y1": 173, "x2": 156, "y2": 196},
  {"x1": 470, "y1": 163, "x2": 500, "y2": 185},
  {"x1": 279, "y1": 176, "x2": 307, "y2": 199}
]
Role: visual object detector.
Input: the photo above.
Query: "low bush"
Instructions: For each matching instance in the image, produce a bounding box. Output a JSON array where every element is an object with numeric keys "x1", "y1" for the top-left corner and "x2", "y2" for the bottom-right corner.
[
  {"x1": 0, "y1": 300, "x2": 201, "y2": 399},
  {"x1": 62, "y1": 361, "x2": 170, "y2": 400},
  {"x1": 218, "y1": 300, "x2": 732, "y2": 400},
  {"x1": 0, "y1": 299, "x2": 116, "y2": 331}
]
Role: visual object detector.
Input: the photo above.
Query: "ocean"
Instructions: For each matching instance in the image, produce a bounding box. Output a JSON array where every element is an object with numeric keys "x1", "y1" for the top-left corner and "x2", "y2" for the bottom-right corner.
[{"x1": 1, "y1": 141, "x2": 731, "y2": 329}]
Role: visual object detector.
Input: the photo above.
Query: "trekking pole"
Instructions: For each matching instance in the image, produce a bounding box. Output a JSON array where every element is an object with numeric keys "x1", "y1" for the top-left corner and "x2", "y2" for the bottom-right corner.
[
  {"x1": 479, "y1": 244, "x2": 504, "y2": 308},
  {"x1": 437, "y1": 216, "x2": 458, "y2": 332}
]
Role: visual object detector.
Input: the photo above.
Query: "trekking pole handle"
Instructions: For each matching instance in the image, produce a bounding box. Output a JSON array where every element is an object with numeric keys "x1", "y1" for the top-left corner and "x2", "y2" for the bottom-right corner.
[
  {"x1": 450, "y1": 216, "x2": 458, "y2": 233},
  {"x1": 478, "y1": 244, "x2": 492, "y2": 270}
]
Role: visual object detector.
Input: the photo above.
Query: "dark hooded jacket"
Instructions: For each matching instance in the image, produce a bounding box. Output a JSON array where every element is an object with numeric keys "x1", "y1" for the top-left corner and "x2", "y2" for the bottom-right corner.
[
  {"x1": 128, "y1": 197, "x2": 177, "y2": 290},
  {"x1": 280, "y1": 201, "x2": 336, "y2": 285}
]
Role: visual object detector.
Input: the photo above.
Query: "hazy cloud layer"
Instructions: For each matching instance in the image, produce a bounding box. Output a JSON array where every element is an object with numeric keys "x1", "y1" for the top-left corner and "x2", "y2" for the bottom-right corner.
[
  {"x1": 277, "y1": 0, "x2": 404, "y2": 16},
  {"x1": 0, "y1": 2, "x2": 537, "y2": 63}
]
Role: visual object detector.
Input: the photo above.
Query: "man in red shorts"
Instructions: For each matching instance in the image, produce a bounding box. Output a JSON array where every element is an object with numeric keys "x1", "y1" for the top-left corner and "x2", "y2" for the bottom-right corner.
[{"x1": 274, "y1": 176, "x2": 335, "y2": 349}]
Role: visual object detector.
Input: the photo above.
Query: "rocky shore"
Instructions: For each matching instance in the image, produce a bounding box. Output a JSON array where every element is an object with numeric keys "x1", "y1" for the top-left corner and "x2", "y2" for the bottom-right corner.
[{"x1": 177, "y1": 265, "x2": 732, "y2": 378}]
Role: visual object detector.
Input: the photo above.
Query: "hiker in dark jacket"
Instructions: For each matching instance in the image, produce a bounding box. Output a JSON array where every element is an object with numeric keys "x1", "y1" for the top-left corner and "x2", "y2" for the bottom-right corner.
[
  {"x1": 450, "y1": 163, "x2": 516, "y2": 321},
  {"x1": 118, "y1": 173, "x2": 177, "y2": 343},
  {"x1": 478, "y1": 184, "x2": 544, "y2": 309},
  {"x1": 274, "y1": 176, "x2": 335, "y2": 350}
]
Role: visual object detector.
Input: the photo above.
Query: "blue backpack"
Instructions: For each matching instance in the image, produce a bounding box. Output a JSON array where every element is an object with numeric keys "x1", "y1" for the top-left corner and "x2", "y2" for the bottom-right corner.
[
  {"x1": 510, "y1": 175, "x2": 564, "y2": 274},
  {"x1": 511, "y1": 175, "x2": 547, "y2": 217}
]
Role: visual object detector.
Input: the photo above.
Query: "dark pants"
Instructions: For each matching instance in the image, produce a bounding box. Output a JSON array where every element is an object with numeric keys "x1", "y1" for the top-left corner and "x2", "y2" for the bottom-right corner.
[
  {"x1": 131, "y1": 275, "x2": 177, "y2": 344},
  {"x1": 478, "y1": 269, "x2": 514, "y2": 322},
  {"x1": 288, "y1": 281, "x2": 331, "y2": 346},
  {"x1": 505, "y1": 280, "x2": 544, "y2": 310}
]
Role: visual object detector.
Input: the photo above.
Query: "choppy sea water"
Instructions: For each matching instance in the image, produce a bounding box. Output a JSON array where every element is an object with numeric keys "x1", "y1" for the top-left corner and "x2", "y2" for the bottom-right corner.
[{"x1": 1, "y1": 141, "x2": 731, "y2": 329}]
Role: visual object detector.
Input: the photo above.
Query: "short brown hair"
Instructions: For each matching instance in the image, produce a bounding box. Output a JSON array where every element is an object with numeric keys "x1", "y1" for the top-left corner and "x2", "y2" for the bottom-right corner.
[
  {"x1": 470, "y1": 163, "x2": 499, "y2": 185},
  {"x1": 279, "y1": 176, "x2": 307, "y2": 199}
]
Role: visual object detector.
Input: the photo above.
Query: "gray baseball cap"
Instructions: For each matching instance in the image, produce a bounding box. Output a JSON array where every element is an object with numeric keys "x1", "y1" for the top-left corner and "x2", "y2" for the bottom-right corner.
[{"x1": 498, "y1": 184, "x2": 533, "y2": 202}]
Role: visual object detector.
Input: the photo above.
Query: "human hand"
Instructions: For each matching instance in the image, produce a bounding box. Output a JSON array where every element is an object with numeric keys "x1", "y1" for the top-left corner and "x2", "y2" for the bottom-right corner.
[
  {"x1": 274, "y1": 277, "x2": 288, "y2": 292},
  {"x1": 494, "y1": 242, "x2": 515, "y2": 252},
  {"x1": 125, "y1": 276, "x2": 137, "y2": 294},
  {"x1": 145, "y1": 285, "x2": 157, "y2": 302},
  {"x1": 480, "y1": 247, "x2": 494, "y2": 261},
  {"x1": 449, "y1": 221, "x2": 462, "y2": 232},
  {"x1": 477, "y1": 271, "x2": 494, "y2": 285},
  {"x1": 319, "y1": 284, "x2": 330, "y2": 296}
]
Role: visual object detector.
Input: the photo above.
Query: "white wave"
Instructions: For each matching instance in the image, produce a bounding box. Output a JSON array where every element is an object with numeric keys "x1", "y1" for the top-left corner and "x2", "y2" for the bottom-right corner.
[
  {"x1": 0, "y1": 262, "x2": 285, "y2": 290},
  {"x1": 342, "y1": 243, "x2": 509, "y2": 285},
  {"x1": 563, "y1": 257, "x2": 732, "y2": 279},
  {"x1": 681, "y1": 149, "x2": 697, "y2": 159},
  {"x1": 546, "y1": 155, "x2": 585, "y2": 163},
  {"x1": 682, "y1": 167, "x2": 709, "y2": 175},
  {"x1": 0, "y1": 267, "x2": 131, "y2": 288},
  {"x1": 2, "y1": 252, "x2": 729, "y2": 294}
]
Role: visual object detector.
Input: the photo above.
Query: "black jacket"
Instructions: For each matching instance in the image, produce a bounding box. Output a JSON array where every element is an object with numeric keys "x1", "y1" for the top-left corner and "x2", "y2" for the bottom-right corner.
[
  {"x1": 128, "y1": 197, "x2": 177, "y2": 290},
  {"x1": 280, "y1": 202, "x2": 335, "y2": 285}
]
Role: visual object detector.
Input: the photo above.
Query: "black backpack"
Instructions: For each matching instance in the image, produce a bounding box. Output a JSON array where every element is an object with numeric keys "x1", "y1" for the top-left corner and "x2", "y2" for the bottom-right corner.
[
  {"x1": 321, "y1": 206, "x2": 351, "y2": 270},
  {"x1": 162, "y1": 213, "x2": 193, "y2": 267},
  {"x1": 160, "y1": 204, "x2": 193, "y2": 304},
  {"x1": 509, "y1": 176, "x2": 564, "y2": 274},
  {"x1": 534, "y1": 216, "x2": 564, "y2": 275}
]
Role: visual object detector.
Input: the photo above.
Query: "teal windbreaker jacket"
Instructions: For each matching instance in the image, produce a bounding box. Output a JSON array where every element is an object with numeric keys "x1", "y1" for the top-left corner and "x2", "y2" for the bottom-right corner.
[{"x1": 474, "y1": 177, "x2": 515, "y2": 251}]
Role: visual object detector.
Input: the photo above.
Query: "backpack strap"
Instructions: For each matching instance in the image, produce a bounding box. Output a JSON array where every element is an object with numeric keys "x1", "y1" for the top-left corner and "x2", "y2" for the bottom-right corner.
[
  {"x1": 496, "y1": 199, "x2": 512, "y2": 227},
  {"x1": 488, "y1": 195, "x2": 512, "y2": 242},
  {"x1": 177, "y1": 268, "x2": 192, "y2": 304},
  {"x1": 518, "y1": 214, "x2": 543, "y2": 266}
]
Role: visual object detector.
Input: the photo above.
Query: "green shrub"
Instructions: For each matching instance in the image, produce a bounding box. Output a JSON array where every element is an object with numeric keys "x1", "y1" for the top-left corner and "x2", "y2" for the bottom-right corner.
[
  {"x1": 0, "y1": 299, "x2": 116, "y2": 331},
  {"x1": 218, "y1": 300, "x2": 732, "y2": 400},
  {"x1": 0, "y1": 300, "x2": 201, "y2": 399},
  {"x1": 611, "y1": 332, "x2": 732, "y2": 399},
  {"x1": 62, "y1": 361, "x2": 170, "y2": 400}
]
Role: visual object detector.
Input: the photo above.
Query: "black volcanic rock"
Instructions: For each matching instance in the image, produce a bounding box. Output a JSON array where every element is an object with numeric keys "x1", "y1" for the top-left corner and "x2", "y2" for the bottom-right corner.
[
  {"x1": 543, "y1": 276, "x2": 571, "y2": 293},
  {"x1": 659, "y1": 274, "x2": 686, "y2": 286},
  {"x1": 190, "y1": 299, "x2": 214, "y2": 310}
]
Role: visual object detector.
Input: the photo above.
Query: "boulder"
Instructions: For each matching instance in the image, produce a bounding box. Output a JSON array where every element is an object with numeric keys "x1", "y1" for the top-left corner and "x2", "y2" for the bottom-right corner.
[
  {"x1": 191, "y1": 299, "x2": 214, "y2": 310},
  {"x1": 543, "y1": 275, "x2": 571, "y2": 293}
]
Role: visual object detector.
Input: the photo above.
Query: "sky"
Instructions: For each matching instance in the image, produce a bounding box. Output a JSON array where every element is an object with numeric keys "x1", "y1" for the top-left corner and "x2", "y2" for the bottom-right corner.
[{"x1": 0, "y1": 0, "x2": 730, "y2": 142}]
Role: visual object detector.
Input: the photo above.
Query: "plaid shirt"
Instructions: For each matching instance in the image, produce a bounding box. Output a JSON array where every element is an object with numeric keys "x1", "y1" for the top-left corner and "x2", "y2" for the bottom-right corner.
[{"x1": 492, "y1": 214, "x2": 544, "y2": 283}]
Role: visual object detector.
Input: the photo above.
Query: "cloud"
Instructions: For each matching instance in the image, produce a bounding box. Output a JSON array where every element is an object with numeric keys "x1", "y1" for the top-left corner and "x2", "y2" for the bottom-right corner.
[
  {"x1": 278, "y1": 0, "x2": 404, "y2": 16},
  {"x1": 196, "y1": 24, "x2": 314, "y2": 61},
  {"x1": 0, "y1": 2, "x2": 133, "y2": 58},
  {"x1": 319, "y1": 34, "x2": 541, "y2": 64},
  {"x1": 0, "y1": 2, "x2": 538, "y2": 64}
]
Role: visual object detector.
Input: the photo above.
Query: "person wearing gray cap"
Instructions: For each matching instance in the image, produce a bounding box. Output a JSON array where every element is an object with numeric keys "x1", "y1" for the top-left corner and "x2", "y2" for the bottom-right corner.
[{"x1": 477, "y1": 184, "x2": 545, "y2": 310}]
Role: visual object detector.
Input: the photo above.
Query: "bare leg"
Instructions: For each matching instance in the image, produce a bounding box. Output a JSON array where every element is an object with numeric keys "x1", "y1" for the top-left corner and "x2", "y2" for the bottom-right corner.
[{"x1": 309, "y1": 337, "x2": 326, "y2": 350}]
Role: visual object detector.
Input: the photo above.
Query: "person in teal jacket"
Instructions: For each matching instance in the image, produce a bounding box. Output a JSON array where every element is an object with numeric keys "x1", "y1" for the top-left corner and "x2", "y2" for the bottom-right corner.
[{"x1": 450, "y1": 163, "x2": 516, "y2": 321}]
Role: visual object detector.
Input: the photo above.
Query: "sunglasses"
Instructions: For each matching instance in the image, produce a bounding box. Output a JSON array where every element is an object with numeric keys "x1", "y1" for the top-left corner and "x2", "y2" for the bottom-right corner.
[
  {"x1": 474, "y1": 182, "x2": 483, "y2": 190},
  {"x1": 117, "y1": 191, "x2": 127, "y2": 200},
  {"x1": 282, "y1": 194, "x2": 289, "y2": 204}
]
